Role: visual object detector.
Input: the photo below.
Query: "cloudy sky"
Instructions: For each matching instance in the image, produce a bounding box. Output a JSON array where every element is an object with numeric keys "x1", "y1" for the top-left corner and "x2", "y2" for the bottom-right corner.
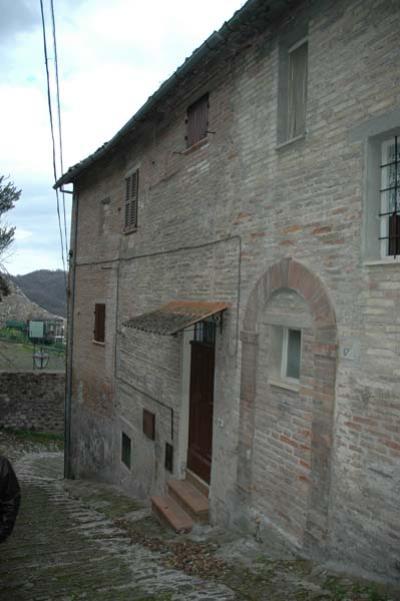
[{"x1": 0, "y1": 0, "x2": 246, "y2": 275}]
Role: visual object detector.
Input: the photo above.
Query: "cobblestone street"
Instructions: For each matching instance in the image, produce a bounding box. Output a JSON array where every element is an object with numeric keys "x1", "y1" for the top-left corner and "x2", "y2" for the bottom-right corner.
[{"x1": 1, "y1": 432, "x2": 399, "y2": 601}]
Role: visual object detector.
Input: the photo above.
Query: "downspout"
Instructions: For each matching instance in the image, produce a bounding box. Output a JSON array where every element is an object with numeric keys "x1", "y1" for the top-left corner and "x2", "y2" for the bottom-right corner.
[{"x1": 64, "y1": 188, "x2": 78, "y2": 479}]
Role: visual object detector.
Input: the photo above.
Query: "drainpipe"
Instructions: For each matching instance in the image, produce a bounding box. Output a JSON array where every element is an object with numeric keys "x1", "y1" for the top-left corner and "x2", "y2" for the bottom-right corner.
[{"x1": 64, "y1": 189, "x2": 78, "y2": 479}]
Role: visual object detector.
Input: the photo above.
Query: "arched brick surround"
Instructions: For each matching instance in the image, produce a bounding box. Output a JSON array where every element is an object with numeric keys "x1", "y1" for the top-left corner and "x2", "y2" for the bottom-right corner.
[{"x1": 238, "y1": 258, "x2": 337, "y2": 552}]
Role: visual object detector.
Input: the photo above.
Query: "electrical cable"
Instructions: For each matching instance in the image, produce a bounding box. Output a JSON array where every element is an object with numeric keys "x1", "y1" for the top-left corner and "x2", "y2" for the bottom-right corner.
[
  {"x1": 39, "y1": 0, "x2": 68, "y2": 293},
  {"x1": 50, "y1": 0, "x2": 69, "y2": 265}
]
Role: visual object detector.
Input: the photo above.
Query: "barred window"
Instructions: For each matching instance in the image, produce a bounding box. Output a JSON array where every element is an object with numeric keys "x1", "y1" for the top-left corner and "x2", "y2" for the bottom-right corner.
[
  {"x1": 124, "y1": 169, "x2": 139, "y2": 230},
  {"x1": 186, "y1": 94, "x2": 209, "y2": 148},
  {"x1": 380, "y1": 136, "x2": 400, "y2": 257}
]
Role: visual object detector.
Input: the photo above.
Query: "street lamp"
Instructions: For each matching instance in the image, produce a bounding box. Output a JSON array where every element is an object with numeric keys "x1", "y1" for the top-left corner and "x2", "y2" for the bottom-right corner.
[{"x1": 33, "y1": 347, "x2": 49, "y2": 369}]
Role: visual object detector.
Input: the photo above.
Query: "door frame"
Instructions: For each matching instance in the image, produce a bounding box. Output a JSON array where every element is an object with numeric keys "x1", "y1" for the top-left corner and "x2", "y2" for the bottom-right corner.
[
  {"x1": 186, "y1": 338, "x2": 215, "y2": 483},
  {"x1": 177, "y1": 326, "x2": 216, "y2": 486}
]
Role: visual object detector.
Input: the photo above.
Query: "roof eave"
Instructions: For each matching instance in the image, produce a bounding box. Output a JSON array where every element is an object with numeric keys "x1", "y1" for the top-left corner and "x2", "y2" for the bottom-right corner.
[{"x1": 54, "y1": 0, "x2": 287, "y2": 189}]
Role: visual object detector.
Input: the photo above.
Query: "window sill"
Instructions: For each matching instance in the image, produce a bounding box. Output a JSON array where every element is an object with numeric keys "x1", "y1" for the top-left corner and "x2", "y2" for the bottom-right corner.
[
  {"x1": 123, "y1": 226, "x2": 138, "y2": 235},
  {"x1": 183, "y1": 137, "x2": 209, "y2": 155},
  {"x1": 269, "y1": 377, "x2": 300, "y2": 393},
  {"x1": 92, "y1": 340, "x2": 105, "y2": 347},
  {"x1": 363, "y1": 257, "x2": 400, "y2": 266},
  {"x1": 275, "y1": 133, "x2": 306, "y2": 151}
]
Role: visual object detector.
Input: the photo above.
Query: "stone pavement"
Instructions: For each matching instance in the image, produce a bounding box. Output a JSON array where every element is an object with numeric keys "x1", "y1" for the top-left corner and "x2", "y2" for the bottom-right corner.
[{"x1": 0, "y1": 433, "x2": 399, "y2": 601}]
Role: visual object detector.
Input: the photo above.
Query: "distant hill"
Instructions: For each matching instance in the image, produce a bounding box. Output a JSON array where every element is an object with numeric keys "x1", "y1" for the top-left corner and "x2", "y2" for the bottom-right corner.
[
  {"x1": 0, "y1": 279, "x2": 59, "y2": 326},
  {"x1": 11, "y1": 270, "x2": 67, "y2": 318}
]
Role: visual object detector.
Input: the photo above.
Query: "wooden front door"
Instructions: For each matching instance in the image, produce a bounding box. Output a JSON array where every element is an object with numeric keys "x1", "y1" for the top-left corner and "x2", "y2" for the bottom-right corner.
[{"x1": 187, "y1": 341, "x2": 215, "y2": 483}]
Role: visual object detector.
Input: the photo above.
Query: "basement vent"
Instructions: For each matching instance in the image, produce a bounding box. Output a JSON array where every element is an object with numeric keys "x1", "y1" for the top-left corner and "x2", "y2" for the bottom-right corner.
[
  {"x1": 165, "y1": 443, "x2": 173, "y2": 472},
  {"x1": 143, "y1": 409, "x2": 156, "y2": 440},
  {"x1": 121, "y1": 432, "x2": 131, "y2": 469}
]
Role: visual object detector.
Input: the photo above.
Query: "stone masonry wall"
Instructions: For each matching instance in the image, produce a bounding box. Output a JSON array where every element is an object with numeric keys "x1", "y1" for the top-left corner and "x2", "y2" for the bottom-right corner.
[
  {"x1": 0, "y1": 372, "x2": 65, "y2": 434},
  {"x1": 69, "y1": 0, "x2": 400, "y2": 581}
]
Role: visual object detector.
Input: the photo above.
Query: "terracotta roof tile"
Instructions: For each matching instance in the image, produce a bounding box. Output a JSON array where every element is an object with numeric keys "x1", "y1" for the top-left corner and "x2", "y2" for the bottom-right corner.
[{"x1": 124, "y1": 300, "x2": 229, "y2": 335}]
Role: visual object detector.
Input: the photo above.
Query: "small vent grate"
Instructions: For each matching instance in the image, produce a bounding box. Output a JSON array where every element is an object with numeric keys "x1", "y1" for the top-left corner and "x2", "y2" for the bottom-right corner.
[
  {"x1": 165, "y1": 443, "x2": 173, "y2": 472},
  {"x1": 121, "y1": 432, "x2": 131, "y2": 469}
]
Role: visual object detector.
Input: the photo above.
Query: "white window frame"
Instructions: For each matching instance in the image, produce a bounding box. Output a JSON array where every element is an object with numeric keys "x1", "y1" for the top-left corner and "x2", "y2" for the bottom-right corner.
[
  {"x1": 357, "y1": 120, "x2": 400, "y2": 264},
  {"x1": 280, "y1": 327, "x2": 302, "y2": 383}
]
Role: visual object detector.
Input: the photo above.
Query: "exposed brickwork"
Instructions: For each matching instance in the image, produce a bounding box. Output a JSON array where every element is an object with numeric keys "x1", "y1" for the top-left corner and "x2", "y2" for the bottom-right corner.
[
  {"x1": 68, "y1": 0, "x2": 400, "y2": 581},
  {"x1": 0, "y1": 371, "x2": 64, "y2": 433},
  {"x1": 240, "y1": 259, "x2": 337, "y2": 550}
]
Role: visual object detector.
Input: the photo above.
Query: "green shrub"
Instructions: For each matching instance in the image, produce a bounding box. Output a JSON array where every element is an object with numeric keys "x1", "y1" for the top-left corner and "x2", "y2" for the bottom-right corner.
[{"x1": 0, "y1": 327, "x2": 28, "y2": 343}]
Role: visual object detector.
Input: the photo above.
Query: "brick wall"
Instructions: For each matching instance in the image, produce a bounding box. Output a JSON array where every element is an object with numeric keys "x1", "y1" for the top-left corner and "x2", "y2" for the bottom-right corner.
[
  {"x1": 68, "y1": 0, "x2": 400, "y2": 580},
  {"x1": 0, "y1": 372, "x2": 65, "y2": 434}
]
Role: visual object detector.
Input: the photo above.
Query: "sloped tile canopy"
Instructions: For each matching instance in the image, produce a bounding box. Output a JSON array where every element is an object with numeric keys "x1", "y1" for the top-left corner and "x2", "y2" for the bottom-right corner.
[{"x1": 124, "y1": 301, "x2": 230, "y2": 335}]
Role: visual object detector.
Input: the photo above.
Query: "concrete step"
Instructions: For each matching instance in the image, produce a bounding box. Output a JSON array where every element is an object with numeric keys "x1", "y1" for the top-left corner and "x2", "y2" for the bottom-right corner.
[
  {"x1": 167, "y1": 478, "x2": 209, "y2": 523},
  {"x1": 151, "y1": 494, "x2": 193, "y2": 533}
]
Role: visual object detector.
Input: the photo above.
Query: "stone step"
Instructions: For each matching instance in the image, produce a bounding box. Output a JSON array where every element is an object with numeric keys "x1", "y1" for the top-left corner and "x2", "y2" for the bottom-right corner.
[
  {"x1": 185, "y1": 469, "x2": 210, "y2": 498},
  {"x1": 151, "y1": 494, "x2": 193, "y2": 533},
  {"x1": 167, "y1": 479, "x2": 209, "y2": 523}
]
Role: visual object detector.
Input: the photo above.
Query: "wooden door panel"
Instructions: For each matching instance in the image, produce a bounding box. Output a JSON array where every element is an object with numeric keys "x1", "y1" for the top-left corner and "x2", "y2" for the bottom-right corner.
[{"x1": 187, "y1": 342, "x2": 215, "y2": 483}]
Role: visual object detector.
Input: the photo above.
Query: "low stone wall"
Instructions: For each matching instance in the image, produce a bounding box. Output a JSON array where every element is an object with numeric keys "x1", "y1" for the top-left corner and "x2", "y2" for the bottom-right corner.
[{"x1": 0, "y1": 371, "x2": 65, "y2": 434}]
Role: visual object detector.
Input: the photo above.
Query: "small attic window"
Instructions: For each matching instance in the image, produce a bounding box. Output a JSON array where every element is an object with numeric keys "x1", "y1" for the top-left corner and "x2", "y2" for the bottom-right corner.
[{"x1": 186, "y1": 94, "x2": 209, "y2": 148}]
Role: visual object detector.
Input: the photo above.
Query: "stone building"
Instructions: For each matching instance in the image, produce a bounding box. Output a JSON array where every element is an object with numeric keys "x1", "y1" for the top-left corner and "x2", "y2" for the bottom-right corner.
[{"x1": 56, "y1": 0, "x2": 400, "y2": 581}]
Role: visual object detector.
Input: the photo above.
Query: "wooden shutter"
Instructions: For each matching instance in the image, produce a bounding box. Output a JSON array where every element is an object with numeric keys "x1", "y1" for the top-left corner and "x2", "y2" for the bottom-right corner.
[
  {"x1": 124, "y1": 170, "x2": 139, "y2": 229},
  {"x1": 94, "y1": 303, "x2": 105, "y2": 342},
  {"x1": 187, "y1": 94, "x2": 209, "y2": 147}
]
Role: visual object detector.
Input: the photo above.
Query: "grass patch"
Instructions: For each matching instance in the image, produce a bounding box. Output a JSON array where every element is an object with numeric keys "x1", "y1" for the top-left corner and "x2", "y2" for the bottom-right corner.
[
  {"x1": 2, "y1": 427, "x2": 64, "y2": 445},
  {"x1": 0, "y1": 340, "x2": 65, "y2": 371}
]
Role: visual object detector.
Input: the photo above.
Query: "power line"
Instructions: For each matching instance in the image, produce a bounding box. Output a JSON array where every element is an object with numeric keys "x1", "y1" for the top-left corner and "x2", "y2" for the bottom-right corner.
[
  {"x1": 50, "y1": 0, "x2": 69, "y2": 264},
  {"x1": 39, "y1": 0, "x2": 68, "y2": 292}
]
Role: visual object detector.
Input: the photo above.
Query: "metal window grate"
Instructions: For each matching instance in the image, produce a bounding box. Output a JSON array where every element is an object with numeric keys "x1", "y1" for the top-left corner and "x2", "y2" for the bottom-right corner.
[
  {"x1": 379, "y1": 135, "x2": 400, "y2": 256},
  {"x1": 194, "y1": 320, "x2": 216, "y2": 345},
  {"x1": 125, "y1": 170, "x2": 139, "y2": 229}
]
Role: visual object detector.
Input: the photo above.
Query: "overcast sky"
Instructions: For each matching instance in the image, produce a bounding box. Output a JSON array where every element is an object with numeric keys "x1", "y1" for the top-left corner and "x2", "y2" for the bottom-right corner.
[{"x1": 0, "y1": 0, "x2": 246, "y2": 275}]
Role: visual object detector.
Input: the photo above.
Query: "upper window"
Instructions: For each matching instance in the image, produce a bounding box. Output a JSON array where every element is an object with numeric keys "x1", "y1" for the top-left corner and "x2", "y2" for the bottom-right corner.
[
  {"x1": 124, "y1": 169, "x2": 139, "y2": 230},
  {"x1": 93, "y1": 303, "x2": 105, "y2": 343},
  {"x1": 186, "y1": 94, "x2": 209, "y2": 148},
  {"x1": 287, "y1": 41, "x2": 308, "y2": 140},
  {"x1": 277, "y1": 37, "x2": 308, "y2": 145},
  {"x1": 380, "y1": 136, "x2": 400, "y2": 257}
]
